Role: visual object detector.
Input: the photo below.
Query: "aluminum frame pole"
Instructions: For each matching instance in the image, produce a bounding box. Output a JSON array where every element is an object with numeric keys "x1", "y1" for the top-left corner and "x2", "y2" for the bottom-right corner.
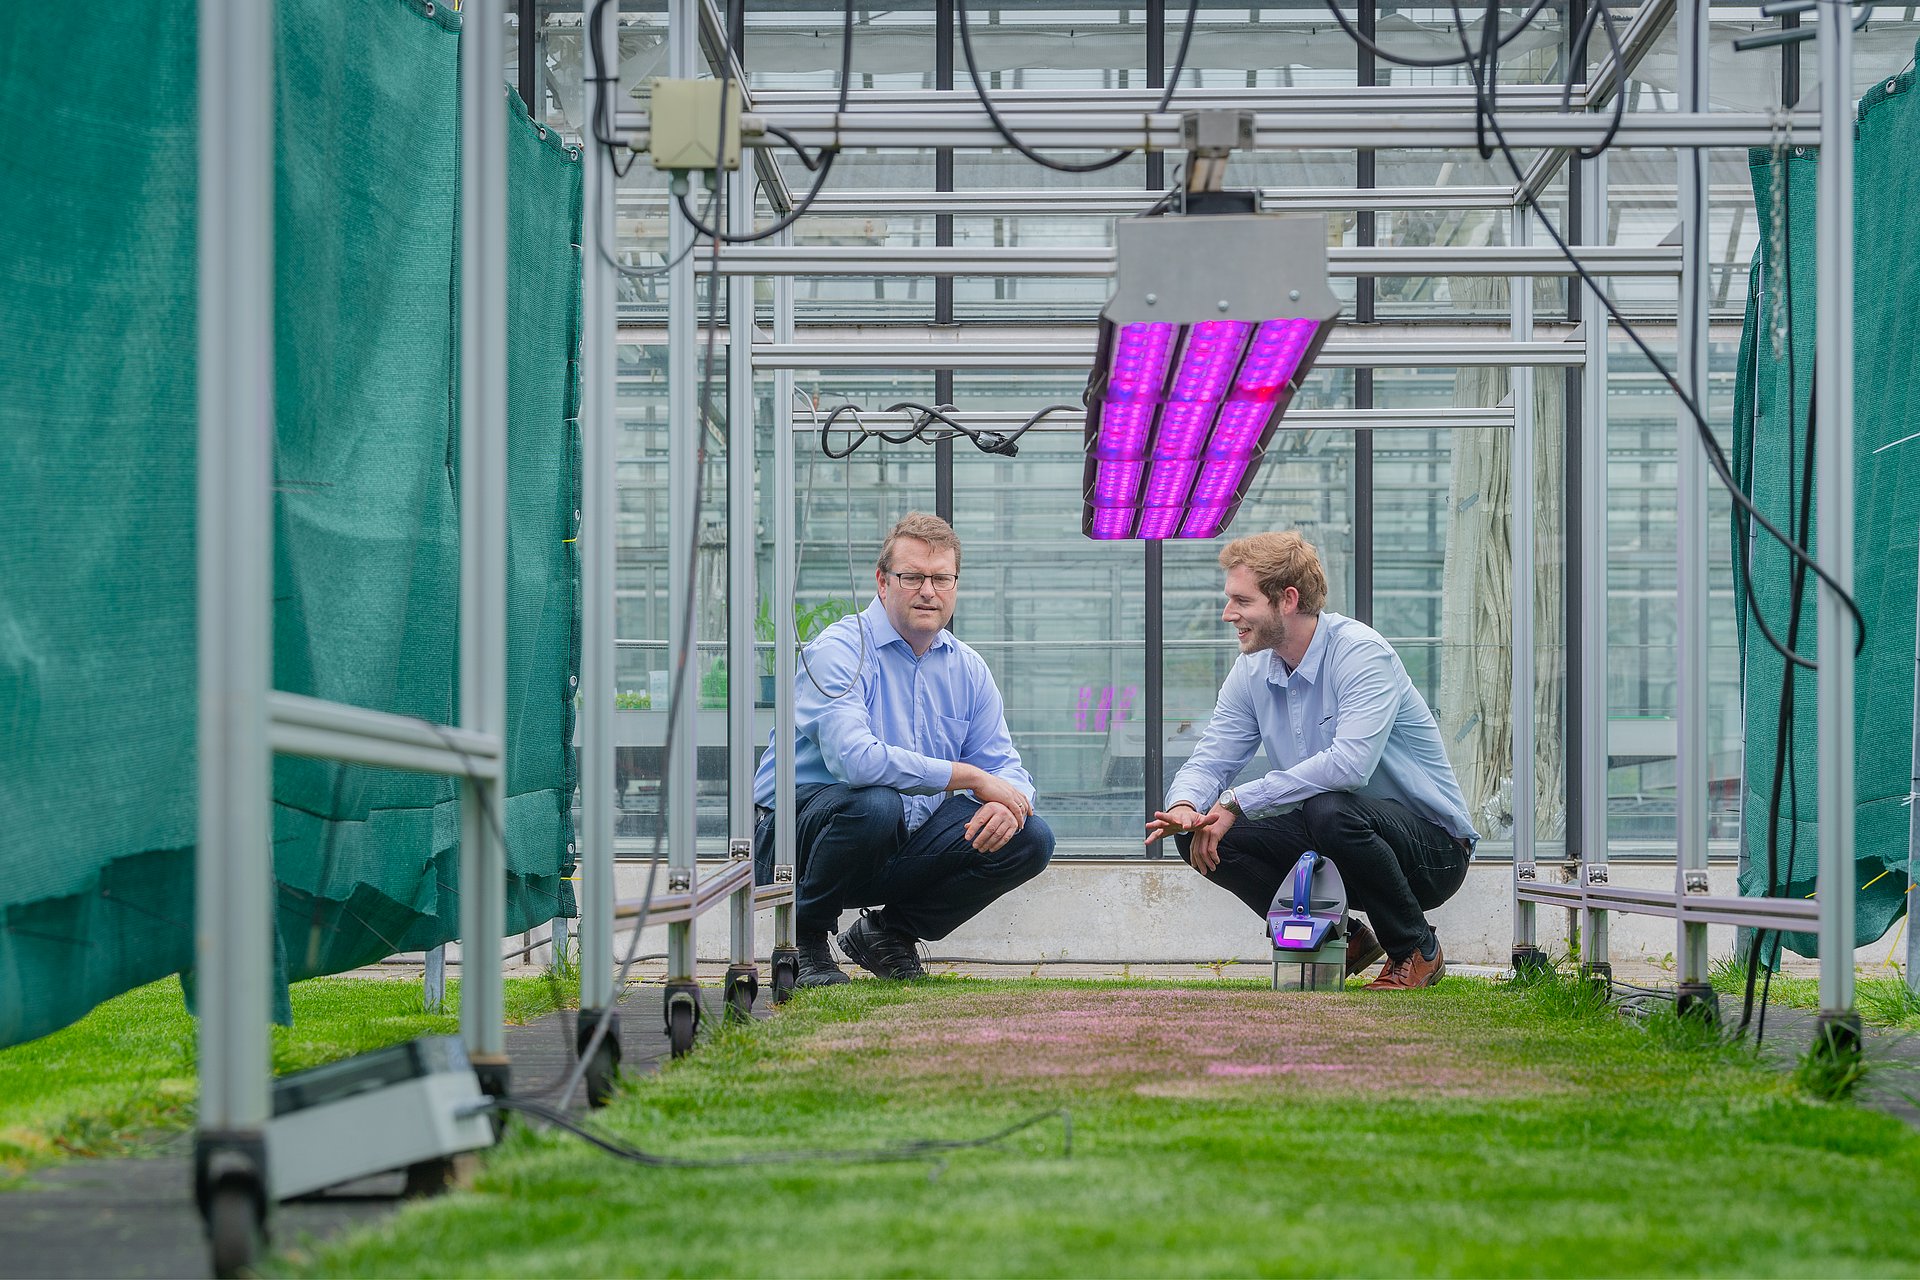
[
  {"x1": 578, "y1": 0, "x2": 618, "y2": 1022},
  {"x1": 665, "y1": 0, "x2": 701, "y2": 1017},
  {"x1": 1814, "y1": 0, "x2": 1858, "y2": 1031},
  {"x1": 725, "y1": 159, "x2": 759, "y2": 1005},
  {"x1": 771, "y1": 226, "x2": 799, "y2": 983},
  {"x1": 195, "y1": 0, "x2": 275, "y2": 1170},
  {"x1": 1674, "y1": 0, "x2": 1715, "y2": 1016},
  {"x1": 458, "y1": 0, "x2": 510, "y2": 1085},
  {"x1": 1579, "y1": 150, "x2": 1613, "y2": 983},
  {"x1": 1908, "y1": 549, "x2": 1920, "y2": 993},
  {"x1": 1509, "y1": 207, "x2": 1539, "y2": 967}
]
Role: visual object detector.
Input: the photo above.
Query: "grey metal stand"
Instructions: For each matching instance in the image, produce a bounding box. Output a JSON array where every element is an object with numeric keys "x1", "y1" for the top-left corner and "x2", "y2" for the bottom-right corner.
[
  {"x1": 576, "y1": 0, "x2": 622, "y2": 1105},
  {"x1": 194, "y1": 3, "x2": 508, "y2": 1271},
  {"x1": 1814, "y1": 0, "x2": 1861, "y2": 1054},
  {"x1": 1509, "y1": 202, "x2": 1540, "y2": 975},
  {"x1": 663, "y1": 0, "x2": 702, "y2": 1058},
  {"x1": 1577, "y1": 149, "x2": 1613, "y2": 989},
  {"x1": 769, "y1": 226, "x2": 801, "y2": 1003},
  {"x1": 1674, "y1": 0, "x2": 1716, "y2": 1021},
  {"x1": 724, "y1": 157, "x2": 761, "y2": 1022}
]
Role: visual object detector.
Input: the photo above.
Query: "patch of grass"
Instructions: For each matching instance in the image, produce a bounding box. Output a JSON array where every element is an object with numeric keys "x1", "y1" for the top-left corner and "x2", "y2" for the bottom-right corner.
[
  {"x1": 1710, "y1": 954, "x2": 1920, "y2": 1030},
  {"x1": 0, "y1": 971, "x2": 570, "y2": 1178},
  {"x1": 295, "y1": 974, "x2": 1920, "y2": 1278}
]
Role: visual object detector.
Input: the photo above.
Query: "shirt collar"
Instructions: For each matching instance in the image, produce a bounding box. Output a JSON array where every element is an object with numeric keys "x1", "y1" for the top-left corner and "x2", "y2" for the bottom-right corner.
[
  {"x1": 862, "y1": 595, "x2": 954, "y2": 656},
  {"x1": 1266, "y1": 612, "x2": 1336, "y2": 687}
]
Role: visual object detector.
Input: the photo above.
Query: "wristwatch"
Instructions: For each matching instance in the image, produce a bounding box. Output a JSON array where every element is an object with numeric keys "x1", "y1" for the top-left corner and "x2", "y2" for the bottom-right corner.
[{"x1": 1218, "y1": 788, "x2": 1244, "y2": 817}]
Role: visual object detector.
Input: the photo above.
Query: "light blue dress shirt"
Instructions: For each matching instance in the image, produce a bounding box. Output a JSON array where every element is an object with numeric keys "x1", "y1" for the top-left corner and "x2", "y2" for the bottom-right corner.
[
  {"x1": 1165, "y1": 611, "x2": 1480, "y2": 844},
  {"x1": 752, "y1": 597, "x2": 1036, "y2": 834}
]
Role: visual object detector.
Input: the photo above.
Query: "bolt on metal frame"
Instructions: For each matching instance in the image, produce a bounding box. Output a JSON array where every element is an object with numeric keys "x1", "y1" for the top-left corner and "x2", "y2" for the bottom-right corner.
[{"x1": 194, "y1": 0, "x2": 512, "y2": 1258}]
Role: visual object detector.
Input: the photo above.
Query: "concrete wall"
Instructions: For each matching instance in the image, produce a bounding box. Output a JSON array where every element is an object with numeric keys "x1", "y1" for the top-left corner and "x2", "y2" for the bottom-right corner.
[{"x1": 532, "y1": 858, "x2": 1906, "y2": 972}]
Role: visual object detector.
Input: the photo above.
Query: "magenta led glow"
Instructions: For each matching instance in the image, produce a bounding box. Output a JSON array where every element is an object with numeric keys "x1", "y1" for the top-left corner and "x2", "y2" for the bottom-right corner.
[
  {"x1": 1108, "y1": 322, "x2": 1176, "y2": 400},
  {"x1": 1152, "y1": 400, "x2": 1213, "y2": 460},
  {"x1": 1207, "y1": 399, "x2": 1273, "y2": 459},
  {"x1": 1168, "y1": 320, "x2": 1251, "y2": 403},
  {"x1": 1137, "y1": 506, "x2": 1182, "y2": 540},
  {"x1": 1179, "y1": 505, "x2": 1229, "y2": 538},
  {"x1": 1090, "y1": 507, "x2": 1134, "y2": 539},
  {"x1": 1092, "y1": 399, "x2": 1156, "y2": 460},
  {"x1": 1092, "y1": 459, "x2": 1145, "y2": 507},
  {"x1": 1190, "y1": 457, "x2": 1249, "y2": 507},
  {"x1": 1143, "y1": 459, "x2": 1198, "y2": 508},
  {"x1": 1232, "y1": 318, "x2": 1319, "y2": 401}
]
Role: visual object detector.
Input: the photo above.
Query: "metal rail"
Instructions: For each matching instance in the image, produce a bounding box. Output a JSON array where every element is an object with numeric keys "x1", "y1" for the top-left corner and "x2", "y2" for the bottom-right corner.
[{"x1": 690, "y1": 244, "x2": 1681, "y2": 279}]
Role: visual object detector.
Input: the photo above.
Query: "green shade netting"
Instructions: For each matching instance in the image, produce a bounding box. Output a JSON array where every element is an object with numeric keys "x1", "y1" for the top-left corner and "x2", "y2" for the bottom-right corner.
[
  {"x1": 1731, "y1": 61, "x2": 1918, "y2": 957},
  {"x1": 0, "y1": 0, "x2": 581, "y2": 1047}
]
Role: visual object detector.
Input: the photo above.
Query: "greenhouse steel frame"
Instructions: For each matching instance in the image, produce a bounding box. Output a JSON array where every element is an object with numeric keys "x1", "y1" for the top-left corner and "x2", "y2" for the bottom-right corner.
[{"x1": 570, "y1": 0, "x2": 1878, "y2": 1031}]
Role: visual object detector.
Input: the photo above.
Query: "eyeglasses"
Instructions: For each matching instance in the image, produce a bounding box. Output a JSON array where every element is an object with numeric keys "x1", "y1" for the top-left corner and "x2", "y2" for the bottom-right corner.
[{"x1": 888, "y1": 571, "x2": 959, "y2": 592}]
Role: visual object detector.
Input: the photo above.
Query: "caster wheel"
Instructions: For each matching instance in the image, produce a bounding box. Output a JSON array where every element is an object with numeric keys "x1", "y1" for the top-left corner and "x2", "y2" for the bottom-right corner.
[
  {"x1": 583, "y1": 1038, "x2": 621, "y2": 1108},
  {"x1": 666, "y1": 998, "x2": 697, "y2": 1058},
  {"x1": 771, "y1": 956, "x2": 799, "y2": 1004},
  {"x1": 724, "y1": 971, "x2": 758, "y2": 1022},
  {"x1": 207, "y1": 1182, "x2": 264, "y2": 1279},
  {"x1": 403, "y1": 1156, "x2": 456, "y2": 1198}
]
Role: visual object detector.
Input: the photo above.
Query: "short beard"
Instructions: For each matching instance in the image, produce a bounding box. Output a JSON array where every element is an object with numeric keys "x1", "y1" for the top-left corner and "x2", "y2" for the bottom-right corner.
[{"x1": 1246, "y1": 614, "x2": 1287, "y2": 652}]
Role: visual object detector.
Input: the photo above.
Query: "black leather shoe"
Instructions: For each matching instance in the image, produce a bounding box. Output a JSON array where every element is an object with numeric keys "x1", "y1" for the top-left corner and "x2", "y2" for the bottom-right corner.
[
  {"x1": 836, "y1": 911, "x2": 928, "y2": 981},
  {"x1": 795, "y1": 933, "x2": 850, "y2": 987},
  {"x1": 1345, "y1": 918, "x2": 1387, "y2": 977}
]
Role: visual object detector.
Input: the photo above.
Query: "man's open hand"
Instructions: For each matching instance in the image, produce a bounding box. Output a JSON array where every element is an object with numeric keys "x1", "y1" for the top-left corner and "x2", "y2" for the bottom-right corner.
[{"x1": 964, "y1": 801, "x2": 1022, "y2": 852}]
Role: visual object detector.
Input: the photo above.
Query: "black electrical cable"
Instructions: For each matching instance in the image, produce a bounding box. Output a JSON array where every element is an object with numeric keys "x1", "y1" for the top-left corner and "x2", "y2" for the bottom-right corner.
[
  {"x1": 1432, "y1": 6, "x2": 1867, "y2": 668},
  {"x1": 491, "y1": 1095, "x2": 1072, "y2": 1168},
  {"x1": 1558, "y1": 0, "x2": 1626, "y2": 160},
  {"x1": 955, "y1": 0, "x2": 1200, "y2": 174},
  {"x1": 1740, "y1": 156, "x2": 1817, "y2": 1050},
  {"x1": 818, "y1": 400, "x2": 1079, "y2": 460},
  {"x1": 1315, "y1": 0, "x2": 1553, "y2": 70},
  {"x1": 674, "y1": 0, "x2": 854, "y2": 243}
]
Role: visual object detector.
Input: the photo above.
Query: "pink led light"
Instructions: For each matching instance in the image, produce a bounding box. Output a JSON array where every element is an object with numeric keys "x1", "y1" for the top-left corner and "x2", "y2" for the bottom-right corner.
[
  {"x1": 1190, "y1": 457, "x2": 1249, "y2": 507},
  {"x1": 1207, "y1": 399, "x2": 1274, "y2": 459},
  {"x1": 1090, "y1": 507, "x2": 1134, "y2": 539},
  {"x1": 1152, "y1": 400, "x2": 1214, "y2": 460},
  {"x1": 1179, "y1": 505, "x2": 1230, "y2": 538},
  {"x1": 1092, "y1": 399, "x2": 1156, "y2": 460},
  {"x1": 1143, "y1": 459, "x2": 1198, "y2": 508},
  {"x1": 1232, "y1": 318, "x2": 1319, "y2": 401},
  {"x1": 1168, "y1": 321, "x2": 1252, "y2": 403},
  {"x1": 1092, "y1": 459, "x2": 1145, "y2": 507},
  {"x1": 1137, "y1": 507, "x2": 1182, "y2": 540},
  {"x1": 1107, "y1": 322, "x2": 1176, "y2": 400}
]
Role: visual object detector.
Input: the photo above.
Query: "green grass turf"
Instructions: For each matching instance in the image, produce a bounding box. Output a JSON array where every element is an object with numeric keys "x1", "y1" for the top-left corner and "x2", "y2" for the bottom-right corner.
[
  {"x1": 0, "y1": 972, "x2": 571, "y2": 1179},
  {"x1": 291, "y1": 973, "x2": 1920, "y2": 1279},
  {"x1": 1708, "y1": 954, "x2": 1920, "y2": 1029}
]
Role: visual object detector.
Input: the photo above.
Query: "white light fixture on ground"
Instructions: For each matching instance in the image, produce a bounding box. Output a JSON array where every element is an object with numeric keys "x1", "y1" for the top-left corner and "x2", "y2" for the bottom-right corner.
[{"x1": 1082, "y1": 213, "x2": 1340, "y2": 540}]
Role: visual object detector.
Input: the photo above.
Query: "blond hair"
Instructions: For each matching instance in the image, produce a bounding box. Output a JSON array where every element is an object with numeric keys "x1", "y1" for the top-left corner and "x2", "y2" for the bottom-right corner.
[
  {"x1": 1218, "y1": 531, "x2": 1327, "y2": 614},
  {"x1": 878, "y1": 512, "x2": 963, "y2": 575}
]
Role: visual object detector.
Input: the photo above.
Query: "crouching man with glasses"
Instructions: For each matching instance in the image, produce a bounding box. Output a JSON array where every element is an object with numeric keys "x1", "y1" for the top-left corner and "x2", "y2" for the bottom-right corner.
[
  {"x1": 1144, "y1": 531, "x2": 1479, "y2": 989},
  {"x1": 753, "y1": 513, "x2": 1054, "y2": 987}
]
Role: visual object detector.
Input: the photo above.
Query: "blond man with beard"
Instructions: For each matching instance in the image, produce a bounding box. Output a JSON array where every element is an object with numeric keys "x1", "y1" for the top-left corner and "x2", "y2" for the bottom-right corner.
[{"x1": 1144, "y1": 531, "x2": 1479, "y2": 988}]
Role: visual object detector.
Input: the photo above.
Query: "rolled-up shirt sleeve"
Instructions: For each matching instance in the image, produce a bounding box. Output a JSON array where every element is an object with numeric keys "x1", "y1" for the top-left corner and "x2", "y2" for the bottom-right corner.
[
  {"x1": 960, "y1": 664, "x2": 1036, "y2": 806},
  {"x1": 800, "y1": 623, "x2": 954, "y2": 794},
  {"x1": 1164, "y1": 663, "x2": 1262, "y2": 814},
  {"x1": 1234, "y1": 641, "x2": 1398, "y2": 818}
]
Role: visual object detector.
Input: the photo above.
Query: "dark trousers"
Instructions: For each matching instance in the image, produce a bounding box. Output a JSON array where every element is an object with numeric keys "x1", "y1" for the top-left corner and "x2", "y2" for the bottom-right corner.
[
  {"x1": 1177, "y1": 790, "x2": 1469, "y2": 959},
  {"x1": 754, "y1": 782, "x2": 1054, "y2": 940}
]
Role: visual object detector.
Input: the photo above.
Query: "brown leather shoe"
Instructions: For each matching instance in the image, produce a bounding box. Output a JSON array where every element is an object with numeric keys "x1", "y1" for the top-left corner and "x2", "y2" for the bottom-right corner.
[
  {"x1": 1364, "y1": 934, "x2": 1446, "y2": 990},
  {"x1": 1344, "y1": 919, "x2": 1386, "y2": 977}
]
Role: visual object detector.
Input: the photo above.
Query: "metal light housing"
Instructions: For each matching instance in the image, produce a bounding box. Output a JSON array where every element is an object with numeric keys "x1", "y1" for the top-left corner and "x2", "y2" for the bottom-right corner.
[{"x1": 1082, "y1": 212, "x2": 1340, "y2": 540}]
